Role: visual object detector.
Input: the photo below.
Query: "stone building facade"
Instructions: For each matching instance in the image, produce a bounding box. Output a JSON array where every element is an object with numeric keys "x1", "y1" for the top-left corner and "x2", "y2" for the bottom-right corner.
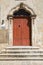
[
  {"x1": 0, "y1": 0, "x2": 43, "y2": 49},
  {"x1": 0, "y1": 0, "x2": 43, "y2": 65}
]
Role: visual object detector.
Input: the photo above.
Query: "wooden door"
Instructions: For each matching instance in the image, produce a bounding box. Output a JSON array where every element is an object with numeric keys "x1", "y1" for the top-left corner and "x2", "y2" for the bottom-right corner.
[{"x1": 13, "y1": 17, "x2": 31, "y2": 46}]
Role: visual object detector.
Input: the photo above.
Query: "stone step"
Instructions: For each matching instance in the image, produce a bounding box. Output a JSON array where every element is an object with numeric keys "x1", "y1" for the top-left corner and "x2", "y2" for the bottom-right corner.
[
  {"x1": 1, "y1": 46, "x2": 42, "y2": 55},
  {"x1": 0, "y1": 58, "x2": 43, "y2": 61},
  {"x1": 5, "y1": 46, "x2": 39, "y2": 50},
  {"x1": 0, "y1": 46, "x2": 43, "y2": 61},
  {"x1": 1, "y1": 46, "x2": 39, "y2": 53},
  {"x1": 0, "y1": 56, "x2": 43, "y2": 59},
  {"x1": 0, "y1": 57, "x2": 43, "y2": 61},
  {"x1": 1, "y1": 50, "x2": 43, "y2": 54},
  {"x1": 1, "y1": 50, "x2": 42, "y2": 53},
  {"x1": 0, "y1": 53, "x2": 43, "y2": 55}
]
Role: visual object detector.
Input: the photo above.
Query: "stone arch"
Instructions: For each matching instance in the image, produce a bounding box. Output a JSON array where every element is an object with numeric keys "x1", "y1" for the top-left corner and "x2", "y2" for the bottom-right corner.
[
  {"x1": 7, "y1": 3, "x2": 36, "y2": 46},
  {"x1": 7, "y1": 3, "x2": 36, "y2": 19}
]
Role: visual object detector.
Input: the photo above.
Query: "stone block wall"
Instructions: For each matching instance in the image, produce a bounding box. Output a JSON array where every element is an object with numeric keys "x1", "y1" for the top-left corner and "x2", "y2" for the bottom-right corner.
[{"x1": 0, "y1": 0, "x2": 43, "y2": 49}]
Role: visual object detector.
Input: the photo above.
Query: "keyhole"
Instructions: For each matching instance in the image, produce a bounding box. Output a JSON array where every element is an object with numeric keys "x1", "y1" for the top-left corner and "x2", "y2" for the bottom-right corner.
[{"x1": 18, "y1": 25, "x2": 20, "y2": 27}]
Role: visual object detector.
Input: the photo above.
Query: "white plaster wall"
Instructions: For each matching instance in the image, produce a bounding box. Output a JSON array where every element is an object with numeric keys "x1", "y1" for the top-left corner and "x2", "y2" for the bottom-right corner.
[{"x1": 0, "y1": 0, "x2": 43, "y2": 48}]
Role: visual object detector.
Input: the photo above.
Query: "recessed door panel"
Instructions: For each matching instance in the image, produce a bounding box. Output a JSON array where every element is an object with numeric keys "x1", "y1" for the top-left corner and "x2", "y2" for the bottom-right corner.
[
  {"x1": 13, "y1": 17, "x2": 31, "y2": 46},
  {"x1": 21, "y1": 18, "x2": 31, "y2": 45}
]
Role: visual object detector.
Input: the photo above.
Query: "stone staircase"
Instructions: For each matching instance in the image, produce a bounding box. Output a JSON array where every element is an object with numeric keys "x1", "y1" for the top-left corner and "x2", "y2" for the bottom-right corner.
[{"x1": 0, "y1": 46, "x2": 43, "y2": 61}]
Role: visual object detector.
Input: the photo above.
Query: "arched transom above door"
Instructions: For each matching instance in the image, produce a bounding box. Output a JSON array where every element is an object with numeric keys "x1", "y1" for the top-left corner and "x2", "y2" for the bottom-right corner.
[{"x1": 7, "y1": 3, "x2": 36, "y2": 19}]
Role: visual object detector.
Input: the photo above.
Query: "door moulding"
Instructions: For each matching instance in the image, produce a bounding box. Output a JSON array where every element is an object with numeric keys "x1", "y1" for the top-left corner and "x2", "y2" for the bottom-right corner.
[{"x1": 7, "y1": 3, "x2": 36, "y2": 46}]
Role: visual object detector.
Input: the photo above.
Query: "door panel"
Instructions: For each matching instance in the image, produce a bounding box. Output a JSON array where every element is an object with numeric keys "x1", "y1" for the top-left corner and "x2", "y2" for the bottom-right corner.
[
  {"x1": 13, "y1": 17, "x2": 31, "y2": 46},
  {"x1": 21, "y1": 18, "x2": 30, "y2": 45},
  {"x1": 13, "y1": 19, "x2": 22, "y2": 46}
]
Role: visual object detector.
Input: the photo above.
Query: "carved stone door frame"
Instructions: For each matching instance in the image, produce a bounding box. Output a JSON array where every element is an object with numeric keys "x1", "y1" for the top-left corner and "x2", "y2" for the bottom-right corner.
[{"x1": 7, "y1": 3, "x2": 36, "y2": 46}]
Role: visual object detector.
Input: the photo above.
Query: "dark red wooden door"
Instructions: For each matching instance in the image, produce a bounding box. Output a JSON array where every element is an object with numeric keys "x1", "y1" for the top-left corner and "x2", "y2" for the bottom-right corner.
[{"x1": 13, "y1": 17, "x2": 31, "y2": 46}]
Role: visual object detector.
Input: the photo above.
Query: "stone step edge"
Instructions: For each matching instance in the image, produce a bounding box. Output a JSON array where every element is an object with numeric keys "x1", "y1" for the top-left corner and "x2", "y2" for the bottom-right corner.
[
  {"x1": 1, "y1": 49, "x2": 43, "y2": 53},
  {"x1": 0, "y1": 51, "x2": 43, "y2": 54},
  {"x1": 5, "y1": 46, "x2": 39, "y2": 49},
  {"x1": 0, "y1": 58, "x2": 43, "y2": 61},
  {"x1": 0, "y1": 53, "x2": 43, "y2": 55}
]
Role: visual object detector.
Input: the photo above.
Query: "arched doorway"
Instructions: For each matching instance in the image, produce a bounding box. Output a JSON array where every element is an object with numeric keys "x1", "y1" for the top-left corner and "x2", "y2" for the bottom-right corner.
[
  {"x1": 7, "y1": 3, "x2": 36, "y2": 46},
  {"x1": 13, "y1": 9, "x2": 31, "y2": 46}
]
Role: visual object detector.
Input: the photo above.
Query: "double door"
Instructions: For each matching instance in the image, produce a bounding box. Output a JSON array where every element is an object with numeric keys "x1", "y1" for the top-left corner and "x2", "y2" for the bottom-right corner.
[{"x1": 13, "y1": 17, "x2": 31, "y2": 46}]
